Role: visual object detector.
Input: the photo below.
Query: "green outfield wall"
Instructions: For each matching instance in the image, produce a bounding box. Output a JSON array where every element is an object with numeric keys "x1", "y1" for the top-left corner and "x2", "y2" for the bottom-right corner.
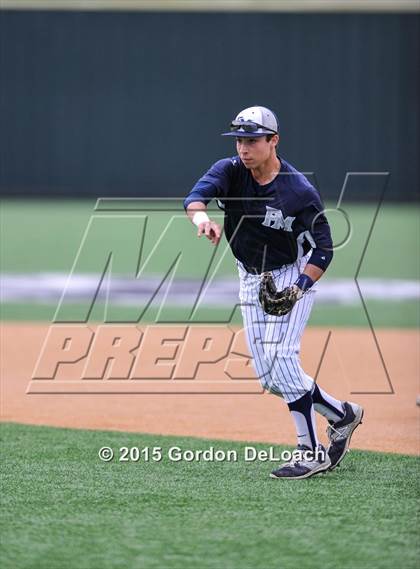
[{"x1": 1, "y1": 9, "x2": 419, "y2": 200}]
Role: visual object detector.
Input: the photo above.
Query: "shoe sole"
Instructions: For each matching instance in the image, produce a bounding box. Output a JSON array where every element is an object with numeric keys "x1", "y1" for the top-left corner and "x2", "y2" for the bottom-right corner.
[
  {"x1": 270, "y1": 459, "x2": 331, "y2": 480},
  {"x1": 328, "y1": 405, "x2": 364, "y2": 471}
]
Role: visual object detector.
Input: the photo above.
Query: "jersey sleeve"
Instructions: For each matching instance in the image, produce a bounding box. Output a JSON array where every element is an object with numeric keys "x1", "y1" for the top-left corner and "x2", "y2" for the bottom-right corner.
[
  {"x1": 183, "y1": 158, "x2": 235, "y2": 210},
  {"x1": 300, "y1": 187, "x2": 334, "y2": 271}
]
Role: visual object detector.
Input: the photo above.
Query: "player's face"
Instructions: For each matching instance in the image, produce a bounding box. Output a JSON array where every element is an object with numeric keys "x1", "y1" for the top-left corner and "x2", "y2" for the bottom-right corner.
[{"x1": 236, "y1": 136, "x2": 277, "y2": 168}]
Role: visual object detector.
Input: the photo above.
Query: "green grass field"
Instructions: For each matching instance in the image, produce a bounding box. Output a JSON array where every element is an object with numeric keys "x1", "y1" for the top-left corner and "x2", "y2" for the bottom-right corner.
[
  {"x1": 1, "y1": 423, "x2": 418, "y2": 569},
  {"x1": 1, "y1": 298, "x2": 418, "y2": 327},
  {"x1": 1, "y1": 199, "x2": 419, "y2": 326},
  {"x1": 1, "y1": 199, "x2": 419, "y2": 278}
]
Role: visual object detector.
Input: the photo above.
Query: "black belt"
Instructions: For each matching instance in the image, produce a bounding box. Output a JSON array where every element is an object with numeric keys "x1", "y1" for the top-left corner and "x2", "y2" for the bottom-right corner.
[{"x1": 243, "y1": 264, "x2": 262, "y2": 275}]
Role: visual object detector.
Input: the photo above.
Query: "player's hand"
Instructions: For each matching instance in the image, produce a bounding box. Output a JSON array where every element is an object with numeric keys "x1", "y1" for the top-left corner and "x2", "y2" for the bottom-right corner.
[{"x1": 197, "y1": 221, "x2": 222, "y2": 245}]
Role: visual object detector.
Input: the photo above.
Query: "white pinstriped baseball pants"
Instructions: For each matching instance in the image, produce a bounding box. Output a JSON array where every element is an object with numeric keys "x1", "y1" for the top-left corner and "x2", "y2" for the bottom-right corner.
[{"x1": 237, "y1": 254, "x2": 316, "y2": 403}]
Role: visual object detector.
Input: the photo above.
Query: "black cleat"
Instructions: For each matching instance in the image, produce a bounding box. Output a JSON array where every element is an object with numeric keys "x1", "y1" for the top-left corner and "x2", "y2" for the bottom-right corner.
[
  {"x1": 270, "y1": 444, "x2": 331, "y2": 480},
  {"x1": 326, "y1": 401, "x2": 364, "y2": 470}
]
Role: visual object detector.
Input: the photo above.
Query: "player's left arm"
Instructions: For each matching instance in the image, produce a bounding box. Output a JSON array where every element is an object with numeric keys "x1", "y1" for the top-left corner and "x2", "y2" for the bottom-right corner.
[
  {"x1": 259, "y1": 191, "x2": 333, "y2": 317},
  {"x1": 295, "y1": 189, "x2": 334, "y2": 291},
  {"x1": 301, "y1": 262, "x2": 324, "y2": 284}
]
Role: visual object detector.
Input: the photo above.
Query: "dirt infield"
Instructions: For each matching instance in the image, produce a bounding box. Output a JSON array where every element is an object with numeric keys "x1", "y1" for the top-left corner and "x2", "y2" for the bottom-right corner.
[{"x1": 1, "y1": 323, "x2": 419, "y2": 455}]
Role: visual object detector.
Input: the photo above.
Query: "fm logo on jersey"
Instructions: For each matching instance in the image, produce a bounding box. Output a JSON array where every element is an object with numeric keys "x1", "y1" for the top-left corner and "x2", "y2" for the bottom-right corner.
[{"x1": 262, "y1": 206, "x2": 295, "y2": 232}]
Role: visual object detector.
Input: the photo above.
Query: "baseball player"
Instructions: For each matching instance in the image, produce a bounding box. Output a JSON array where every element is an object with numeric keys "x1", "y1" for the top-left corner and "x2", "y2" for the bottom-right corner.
[{"x1": 184, "y1": 105, "x2": 364, "y2": 480}]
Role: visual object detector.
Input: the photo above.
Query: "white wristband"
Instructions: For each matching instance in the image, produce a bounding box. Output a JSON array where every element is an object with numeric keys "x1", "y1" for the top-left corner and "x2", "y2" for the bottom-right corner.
[{"x1": 192, "y1": 211, "x2": 210, "y2": 227}]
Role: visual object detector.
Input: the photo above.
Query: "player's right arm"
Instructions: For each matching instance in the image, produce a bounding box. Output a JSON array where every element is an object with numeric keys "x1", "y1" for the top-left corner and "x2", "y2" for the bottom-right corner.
[
  {"x1": 186, "y1": 201, "x2": 222, "y2": 245},
  {"x1": 184, "y1": 158, "x2": 236, "y2": 246}
]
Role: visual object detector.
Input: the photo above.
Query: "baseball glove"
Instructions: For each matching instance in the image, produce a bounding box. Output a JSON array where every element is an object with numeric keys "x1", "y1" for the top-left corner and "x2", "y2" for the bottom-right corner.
[{"x1": 258, "y1": 272, "x2": 303, "y2": 316}]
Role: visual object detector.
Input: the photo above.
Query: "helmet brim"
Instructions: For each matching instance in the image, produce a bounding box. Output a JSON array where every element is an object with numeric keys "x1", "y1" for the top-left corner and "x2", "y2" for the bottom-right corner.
[{"x1": 221, "y1": 130, "x2": 276, "y2": 137}]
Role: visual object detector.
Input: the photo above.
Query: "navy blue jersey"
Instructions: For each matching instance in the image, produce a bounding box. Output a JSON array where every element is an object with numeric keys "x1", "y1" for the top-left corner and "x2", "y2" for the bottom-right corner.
[{"x1": 184, "y1": 156, "x2": 333, "y2": 273}]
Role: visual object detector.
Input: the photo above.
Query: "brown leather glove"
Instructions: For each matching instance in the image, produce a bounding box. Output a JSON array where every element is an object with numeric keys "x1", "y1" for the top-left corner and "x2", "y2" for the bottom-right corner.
[{"x1": 258, "y1": 272, "x2": 303, "y2": 316}]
